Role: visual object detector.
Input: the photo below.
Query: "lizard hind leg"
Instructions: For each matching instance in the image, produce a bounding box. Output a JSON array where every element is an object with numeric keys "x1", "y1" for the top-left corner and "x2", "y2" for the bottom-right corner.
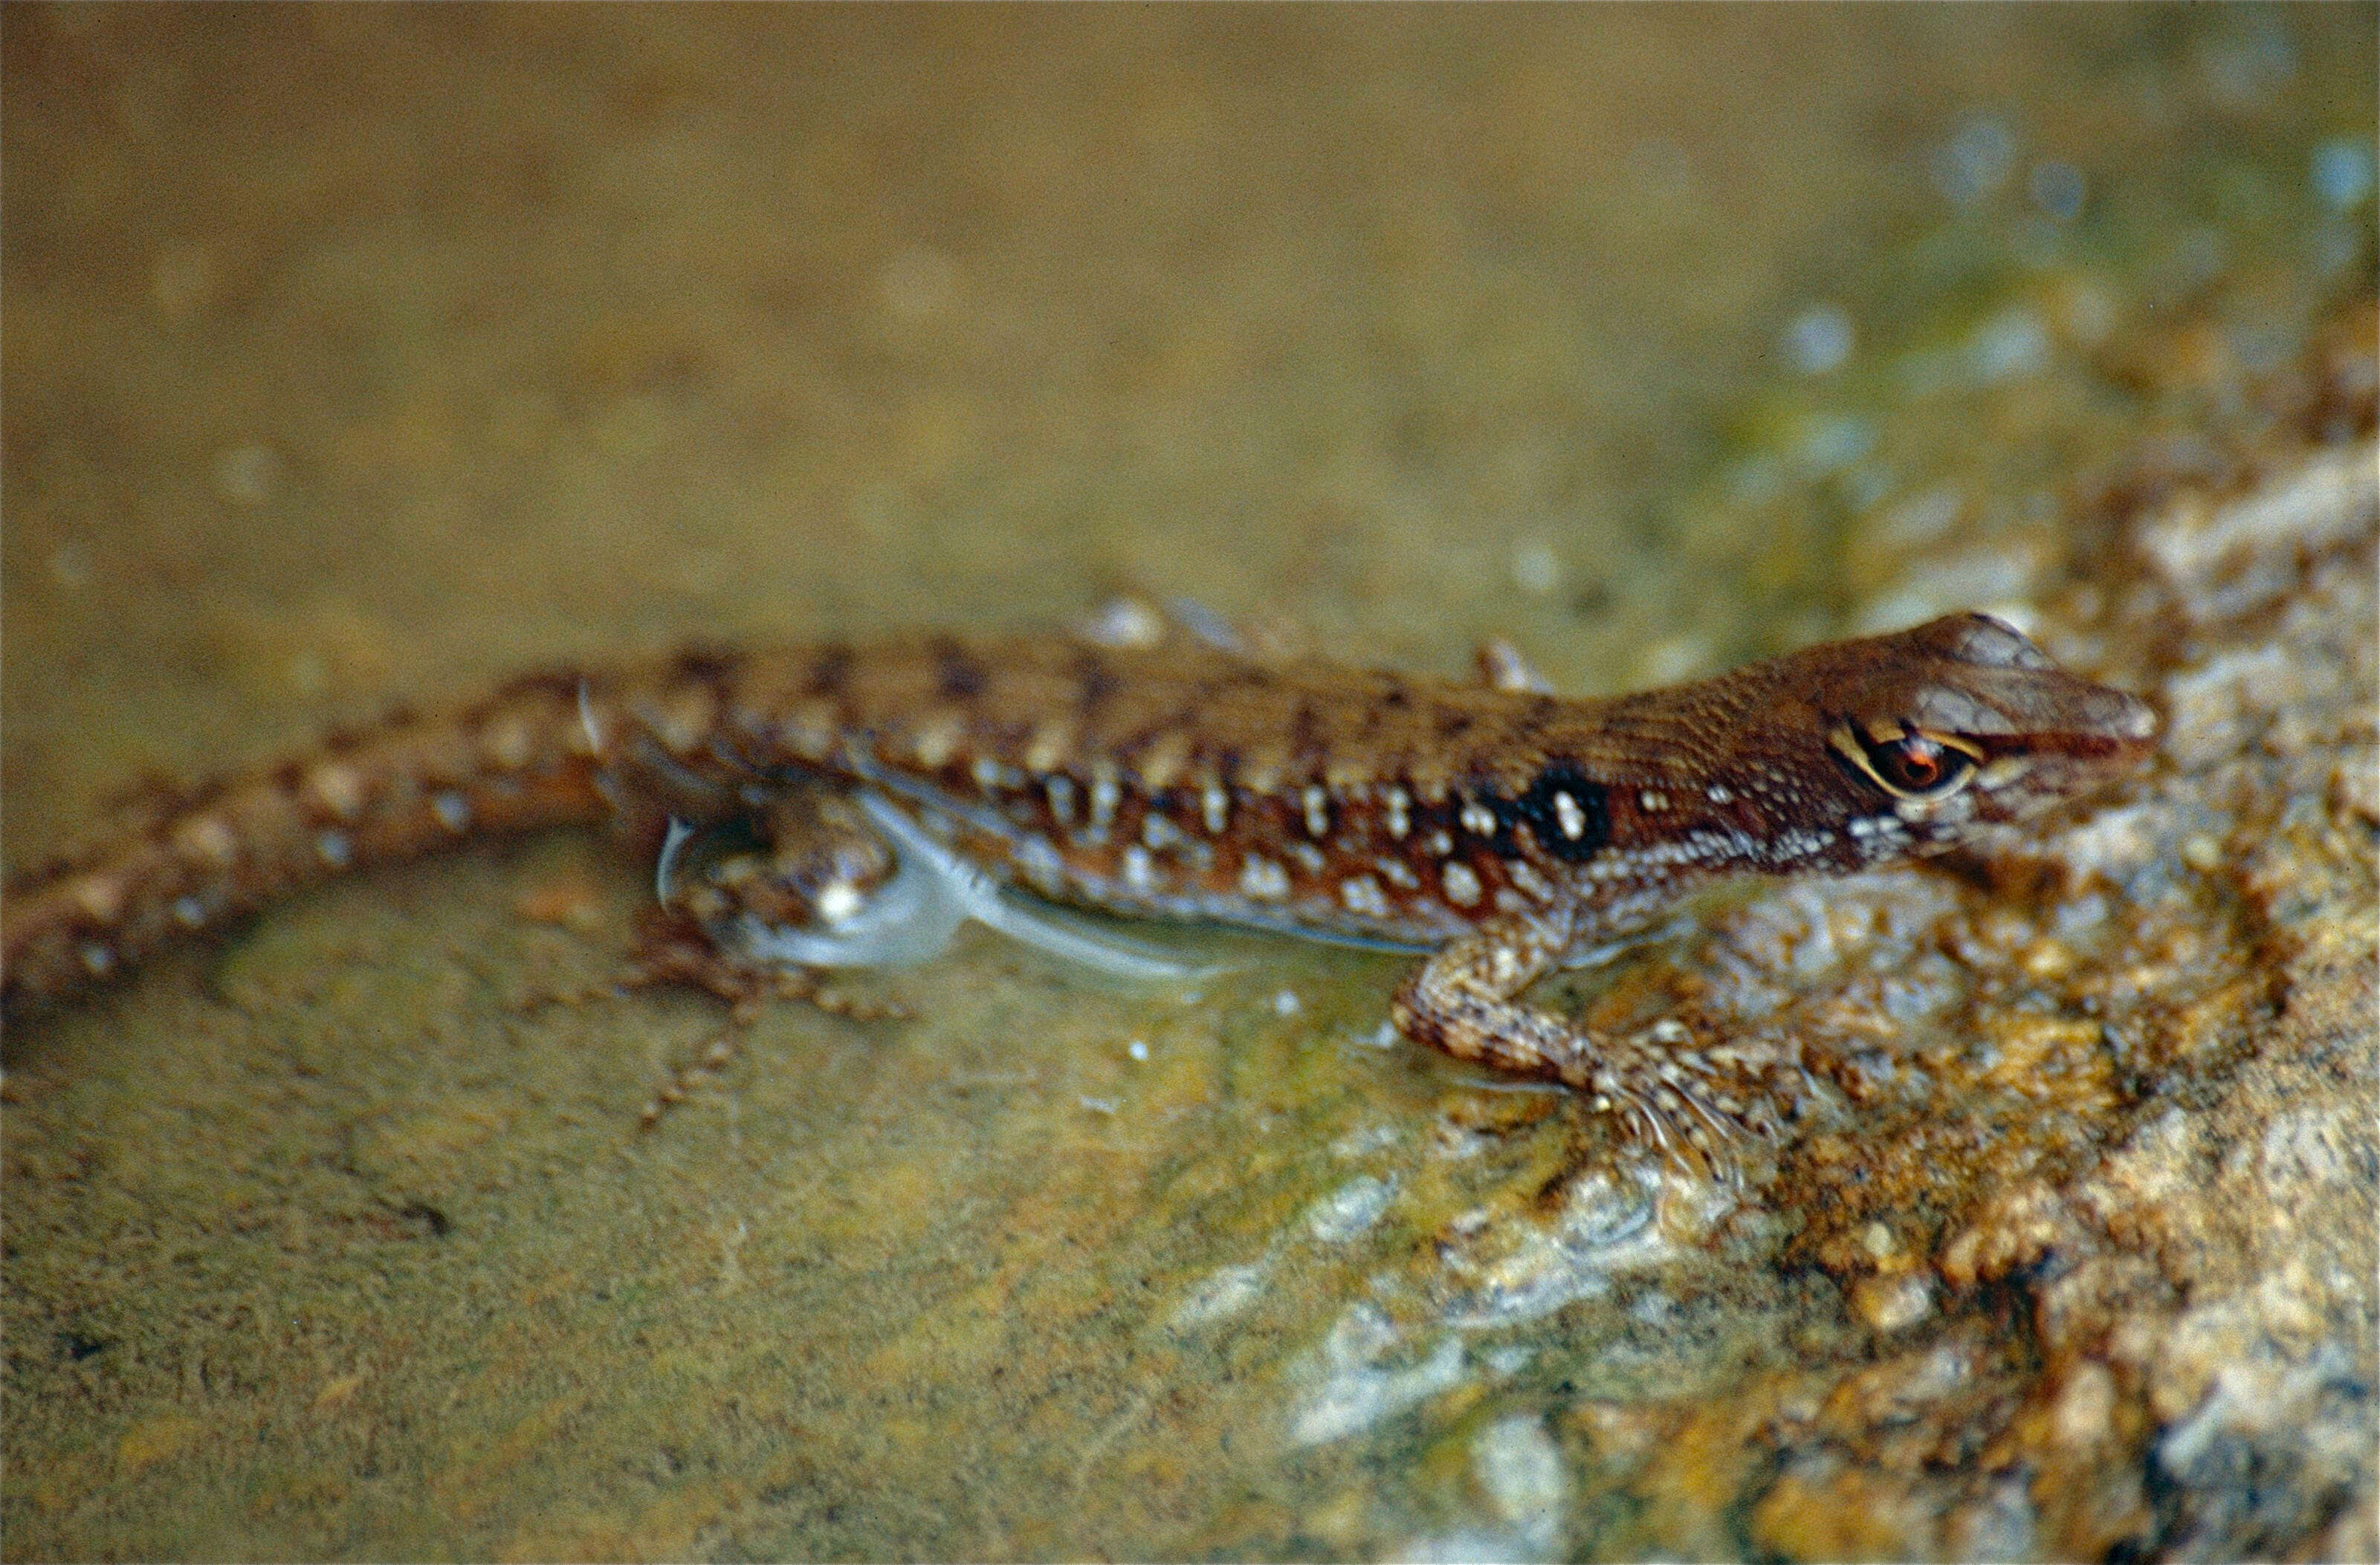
[
  {"x1": 1390, "y1": 918, "x2": 1779, "y2": 1181},
  {"x1": 631, "y1": 787, "x2": 919, "y2": 1126},
  {"x1": 642, "y1": 785, "x2": 943, "y2": 994}
]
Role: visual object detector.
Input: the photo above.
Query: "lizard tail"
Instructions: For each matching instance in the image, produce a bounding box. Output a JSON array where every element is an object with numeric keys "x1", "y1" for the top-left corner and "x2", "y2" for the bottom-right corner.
[{"x1": 4, "y1": 672, "x2": 618, "y2": 1013}]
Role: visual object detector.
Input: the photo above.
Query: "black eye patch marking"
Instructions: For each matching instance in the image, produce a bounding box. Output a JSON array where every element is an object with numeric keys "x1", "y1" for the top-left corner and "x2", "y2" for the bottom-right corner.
[{"x1": 1502, "y1": 762, "x2": 1611, "y2": 861}]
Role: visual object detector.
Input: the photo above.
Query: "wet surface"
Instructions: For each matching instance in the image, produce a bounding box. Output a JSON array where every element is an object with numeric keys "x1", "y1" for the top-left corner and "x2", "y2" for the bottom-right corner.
[{"x1": 4, "y1": 9, "x2": 2375, "y2": 1560}]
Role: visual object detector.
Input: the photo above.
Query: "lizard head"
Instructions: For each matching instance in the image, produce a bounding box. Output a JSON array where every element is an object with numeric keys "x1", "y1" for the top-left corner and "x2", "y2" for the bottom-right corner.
[
  {"x1": 1482, "y1": 612, "x2": 2156, "y2": 921},
  {"x1": 1779, "y1": 612, "x2": 2156, "y2": 861}
]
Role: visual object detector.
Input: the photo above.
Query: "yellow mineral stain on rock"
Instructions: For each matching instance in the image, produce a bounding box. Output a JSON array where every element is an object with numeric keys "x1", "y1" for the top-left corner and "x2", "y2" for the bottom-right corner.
[
  {"x1": 1748, "y1": 1462, "x2": 1935, "y2": 1561},
  {"x1": 824, "y1": 1157, "x2": 954, "y2": 1249},
  {"x1": 513, "y1": 876, "x2": 606, "y2": 931},
  {"x1": 1849, "y1": 1271, "x2": 1935, "y2": 1333},
  {"x1": 1302, "y1": 1486, "x2": 1371, "y2": 1551},
  {"x1": 352, "y1": 1095, "x2": 513, "y2": 1179},
  {"x1": 114, "y1": 1411, "x2": 204, "y2": 1477},
  {"x1": 1623, "y1": 1393, "x2": 1771, "y2": 1560},
  {"x1": 498, "y1": 1476, "x2": 754, "y2": 1565},
  {"x1": 1976, "y1": 1014, "x2": 2103, "y2": 1092},
  {"x1": 517, "y1": 1268, "x2": 581, "y2": 1311},
  {"x1": 248, "y1": 1468, "x2": 353, "y2": 1521},
  {"x1": 312, "y1": 1370, "x2": 366, "y2": 1413},
  {"x1": 433, "y1": 1393, "x2": 586, "y2": 1521}
]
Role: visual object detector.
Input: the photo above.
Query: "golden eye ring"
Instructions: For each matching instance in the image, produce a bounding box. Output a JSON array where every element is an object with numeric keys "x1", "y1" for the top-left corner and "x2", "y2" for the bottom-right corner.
[{"x1": 1828, "y1": 721, "x2": 1985, "y2": 801}]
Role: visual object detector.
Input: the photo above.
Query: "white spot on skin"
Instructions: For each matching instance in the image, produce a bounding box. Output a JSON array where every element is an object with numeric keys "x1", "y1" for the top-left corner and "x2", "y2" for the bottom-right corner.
[
  {"x1": 655, "y1": 690, "x2": 714, "y2": 755},
  {"x1": 306, "y1": 762, "x2": 366, "y2": 821},
  {"x1": 79, "y1": 941, "x2": 114, "y2": 976},
  {"x1": 1088, "y1": 765, "x2": 1121, "y2": 832},
  {"x1": 481, "y1": 714, "x2": 535, "y2": 771},
  {"x1": 1460, "y1": 797, "x2": 1498, "y2": 837},
  {"x1": 1142, "y1": 812, "x2": 1181, "y2": 850},
  {"x1": 68, "y1": 875, "x2": 123, "y2": 924},
  {"x1": 1339, "y1": 875, "x2": 1389, "y2": 917},
  {"x1": 578, "y1": 681, "x2": 608, "y2": 755},
  {"x1": 1425, "y1": 829, "x2": 1454, "y2": 858},
  {"x1": 1706, "y1": 783, "x2": 1733, "y2": 804},
  {"x1": 971, "y1": 755, "x2": 1004, "y2": 793},
  {"x1": 1639, "y1": 790, "x2": 1667, "y2": 813},
  {"x1": 431, "y1": 791, "x2": 472, "y2": 833},
  {"x1": 1303, "y1": 785, "x2": 1330, "y2": 838},
  {"x1": 1508, "y1": 861, "x2": 1553, "y2": 901},
  {"x1": 1136, "y1": 731, "x2": 1189, "y2": 790},
  {"x1": 1384, "y1": 787, "x2": 1411, "y2": 840},
  {"x1": 1025, "y1": 724, "x2": 1070, "y2": 774},
  {"x1": 1895, "y1": 790, "x2": 1975, "y2": 827},
  {"x1": 784, "y1": 714, "x2": 833, "y2": 761},
  {"x1": 904, "y1": 718, "x2": 951, "y2": 765},
  {"x1": 1376, "y1": 857, "x2": 1420, "y2": 890},
  {"x1": 1127, "y1": 1039, "x2": 1150, "y2": 1061},
  {"x1": 1045, "y1": 774, "x2": 1077, "y2": 825},
  {"x1": 1273, "y1": 988, "x2": 1301, "y2": 1016},
  {"x1": 172, "y1": 895, "x2": 208, "y2": 928},
  {"x1": 314, "y1": 829, "x2": 352, "y2": 868},
  {"x1": 1441, "y1": 862, "x2": 1483, "y2": 907},
  {"x1": 1239, "y1": 856, "x2": 1291, "y2": 901},
  {"x1": 1553, "y1": 790, "x2": 1588, "y2": 840},
  {"x1": 1122, "y1": 844, "x2": 1157, "y2": 892},
  {"x1": 815, "y1": 879, "x2": 866, "y2": 924},
  {"x1": 1201, "y1": 782, "x2": 1229, "y2": 835},
  {"x1": 1976, "y1": 756, "x2": 2034, "y2": 791},
  {"x1": 174, "y1": 816, "x2": 239, "y2": 867},
  {"x1": 1015, "y1": 836, "x2": 1064, "y2": 890},
  {"x1": 1289, "y1": 842, "x2": 1327, "y2": 873}
]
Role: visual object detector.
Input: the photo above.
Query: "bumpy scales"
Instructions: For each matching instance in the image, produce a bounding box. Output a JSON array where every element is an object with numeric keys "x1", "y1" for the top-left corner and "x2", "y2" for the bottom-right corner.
[{"x1": 4, "y1": 613, "x2": 2154, "y2": 1157}]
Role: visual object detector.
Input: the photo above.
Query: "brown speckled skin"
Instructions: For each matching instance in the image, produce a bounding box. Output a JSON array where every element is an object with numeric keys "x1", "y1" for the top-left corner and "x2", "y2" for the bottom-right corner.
[{"x1": 2, "y1": 613, "x2": 2152, "y2": 1153}]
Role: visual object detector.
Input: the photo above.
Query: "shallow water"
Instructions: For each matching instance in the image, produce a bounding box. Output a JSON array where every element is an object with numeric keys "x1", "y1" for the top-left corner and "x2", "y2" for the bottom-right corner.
[{"x1": 4, "y1": 8, "x2": 2373, "y2": 1558}]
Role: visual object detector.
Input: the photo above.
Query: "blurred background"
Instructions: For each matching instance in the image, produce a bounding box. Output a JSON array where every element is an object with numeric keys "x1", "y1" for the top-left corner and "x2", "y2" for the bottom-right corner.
[{"x1": 3, "y1": 8, "x2": 2372, "y2": 1560}]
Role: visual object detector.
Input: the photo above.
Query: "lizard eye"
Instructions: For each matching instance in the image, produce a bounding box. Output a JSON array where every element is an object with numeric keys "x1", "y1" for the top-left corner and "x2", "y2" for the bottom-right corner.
[{"x1": 1831, "y1": 722, "x2": 1982, "y2": 800}]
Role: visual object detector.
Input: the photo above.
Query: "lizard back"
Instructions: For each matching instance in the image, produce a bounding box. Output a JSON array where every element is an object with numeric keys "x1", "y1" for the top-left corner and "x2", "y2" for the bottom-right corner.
[{"x1": 4, "y1": 614, "x2": 2154, "y2": 1011}]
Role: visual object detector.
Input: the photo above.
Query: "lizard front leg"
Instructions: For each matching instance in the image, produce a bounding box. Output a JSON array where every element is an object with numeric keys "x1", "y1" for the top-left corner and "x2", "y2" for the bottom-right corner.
[{"x1": 1391, "y1": 913, "x2": 1783, "y2": 1172}]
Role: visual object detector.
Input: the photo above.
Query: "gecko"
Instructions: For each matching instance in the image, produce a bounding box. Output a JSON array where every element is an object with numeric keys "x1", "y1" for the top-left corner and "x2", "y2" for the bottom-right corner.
[{"x1": 2, "y1": 610, "x2": 2155, "y2": 1162}]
